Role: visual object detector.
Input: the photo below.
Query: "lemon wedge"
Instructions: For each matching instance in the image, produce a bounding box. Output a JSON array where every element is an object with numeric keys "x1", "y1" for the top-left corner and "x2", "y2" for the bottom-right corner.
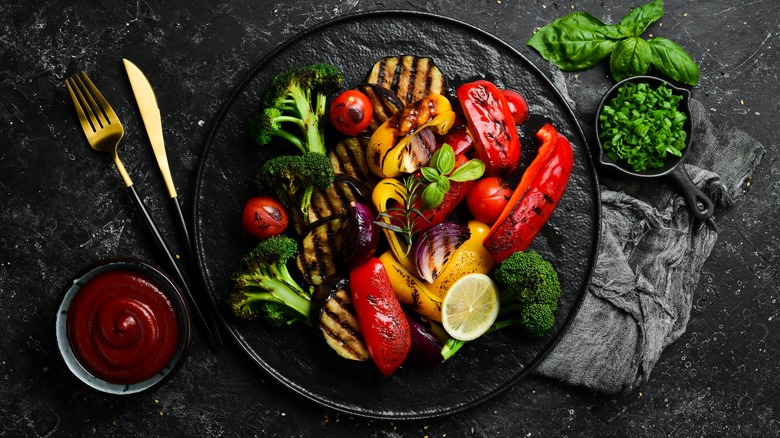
[{"x1": 441, "y1": 273, "x2": 500, "y2": 341}]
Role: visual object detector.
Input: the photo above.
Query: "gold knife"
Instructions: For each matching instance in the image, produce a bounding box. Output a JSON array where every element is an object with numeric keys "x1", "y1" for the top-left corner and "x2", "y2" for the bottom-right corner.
[
  {"x1": 123, "y1": 58, "x2": 222, "y2": 348},
  {"x1": 123, "y1": 58, "x2": 192, "y2": 255}
]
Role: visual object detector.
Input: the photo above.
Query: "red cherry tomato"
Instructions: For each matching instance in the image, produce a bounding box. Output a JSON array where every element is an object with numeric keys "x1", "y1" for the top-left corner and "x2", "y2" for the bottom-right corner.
[
  {"x1": 501, "y1": 89, "x2": 529, "y2": 126},
  {"x1": 466, "y1": 177, "x2": 513, "y2": 224},
  {"x1": 241, "y1": 196, "x2": 288, "y2": 238},
  {"x1": 329, "y1": 90, "x2": 373, "y2": 136}
]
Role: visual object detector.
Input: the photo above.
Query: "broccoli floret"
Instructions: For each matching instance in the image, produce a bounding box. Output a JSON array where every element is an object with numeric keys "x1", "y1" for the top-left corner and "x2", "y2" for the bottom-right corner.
[
  {"x1": 441, "y1": 251, "x2": 561, "y2": 361},
  {"x1": 229, "y1": 235, "x2": 312, "y2": 326},
  {"x1": 249, "y1": 63, "x2": 343, "y2": 155},
  {"x1": 494, "y1": 250, "x2": 561, "y2": 312},
  {"x1": 255, "y1": 153, "x2": 336, "y2": 234}
]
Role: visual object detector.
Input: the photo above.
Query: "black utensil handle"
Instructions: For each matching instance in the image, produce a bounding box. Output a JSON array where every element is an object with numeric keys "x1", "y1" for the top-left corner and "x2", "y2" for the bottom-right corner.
[
  {"x1": 127, "y1": 185, "x2": 222, "y2": 349},
  {"x1": 170, "y1": 196, "x2": 193, "y2": 258},
  {"x1": 169, "y1": 195, "x2": 224, "y2": 345},
  {"x1": 668, "y1": 165, "x2": 715, "y2": 221}
]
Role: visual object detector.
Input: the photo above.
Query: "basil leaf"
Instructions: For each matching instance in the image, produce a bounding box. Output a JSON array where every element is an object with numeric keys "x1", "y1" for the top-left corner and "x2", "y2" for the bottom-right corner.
[
  {"x1": 449, "y1": 159, "x2": 486, "y2": 182},
  {"x1": 420, "y1": 167, "x2": 440, "y2": 183},
  {"x1": 527, "y1": 12, "x2": 619, "y2": 71},
  {"x1": 437, "y1": 175, "x2": 450, "y2": 193},
  {"x1": 620, "y1": 0, "x2": 663, "y2": 37},
  {"x1": 600, "y1": 24, "x2": 631, "y2": 40},
  {"x1": 610, "y1": 37, "x2": 652, "y2": 81},
  {"x1": 648, "y1": 37, "x2": 700, "y2": 85},
  {"x1": 421, "y1": 182, "x2": 446, "y2": 210},
  {"x1": 433, "y1": 144, "x2": 455, "y2": 175}
]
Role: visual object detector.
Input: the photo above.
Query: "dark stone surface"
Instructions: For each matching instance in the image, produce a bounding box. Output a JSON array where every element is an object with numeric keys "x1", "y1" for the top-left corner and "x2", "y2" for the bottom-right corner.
[{"x1": 1, "y1": 0, "x2": 777, "y2": 436}]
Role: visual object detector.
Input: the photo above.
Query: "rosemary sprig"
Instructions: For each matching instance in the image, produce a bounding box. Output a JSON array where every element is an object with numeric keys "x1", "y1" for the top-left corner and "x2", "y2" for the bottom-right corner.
[{"x1": 374, "y1": 175, "x2": 429, "y2": 254}]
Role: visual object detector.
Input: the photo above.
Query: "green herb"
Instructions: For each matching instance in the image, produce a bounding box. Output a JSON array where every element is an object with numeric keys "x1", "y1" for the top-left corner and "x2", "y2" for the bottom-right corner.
[
  {"x1": 598, "y1": 82, "x2": 687, "y2": 172},
  {"x1": 527, "y1": 0, "x2": 700, "y2": 85},
  {"x1": 374, "y1": 175, "x2": 428, "y2": 254},
  {"x1": 419, "y1": 144, "x2": 485, "y2": 210},
  {"x1": 374, "y1": 145, "x2": 485, "y2": 252}
]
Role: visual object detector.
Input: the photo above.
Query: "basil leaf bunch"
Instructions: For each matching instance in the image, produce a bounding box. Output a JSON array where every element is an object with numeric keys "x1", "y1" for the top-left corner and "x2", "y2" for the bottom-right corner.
[
  {"x1": 527, "y1": 0, "x2": 700, "y2": 85},
  {"x1": 420, "y1": 144, "x2": 485, "y2": 210}
]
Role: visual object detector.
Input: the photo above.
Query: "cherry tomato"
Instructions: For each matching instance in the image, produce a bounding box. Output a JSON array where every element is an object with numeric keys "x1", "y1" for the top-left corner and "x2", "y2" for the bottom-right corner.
[
  {"x1": 501, "y1": 89, "x2": 529, "y2": 126},
  {"x1": 329, "y1": 90, "x2": 373, "y2": 136},
  {"x1": 466, "y1": 177, "x2": 513, "y2": 224},
  {"x1": 241, "y1": 196, "x2": 288, "y2": 238}
]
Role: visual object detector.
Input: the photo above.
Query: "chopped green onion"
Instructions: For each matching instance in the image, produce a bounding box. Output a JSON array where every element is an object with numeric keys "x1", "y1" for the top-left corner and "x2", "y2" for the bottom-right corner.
[{"x1": 599, "y1": 82, "x2": 688, "y2": 172}]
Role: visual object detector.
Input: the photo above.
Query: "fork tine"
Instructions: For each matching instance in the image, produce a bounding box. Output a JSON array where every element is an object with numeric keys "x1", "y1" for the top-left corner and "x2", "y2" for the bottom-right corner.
[
  {"x1": 65, "y1": 78, "x2": 97, "y2": 134},
  {"x1": 79, "y1": 71, "x2": 120, "y2": 128},
  {"x1": 74, "y1": 73, "x2": 108, "y2": 130}
]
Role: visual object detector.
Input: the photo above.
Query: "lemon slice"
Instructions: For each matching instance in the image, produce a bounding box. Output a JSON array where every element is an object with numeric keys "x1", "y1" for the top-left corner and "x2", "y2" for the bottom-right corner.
[{"x1": 441, "y1": 273, "x2": 500, "y2": 341}]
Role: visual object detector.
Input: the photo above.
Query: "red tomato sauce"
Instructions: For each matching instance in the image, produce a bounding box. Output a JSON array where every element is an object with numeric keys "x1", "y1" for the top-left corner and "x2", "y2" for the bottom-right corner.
[{"x1": 66, "y1": 269, "x2": 181, "y2": 384}]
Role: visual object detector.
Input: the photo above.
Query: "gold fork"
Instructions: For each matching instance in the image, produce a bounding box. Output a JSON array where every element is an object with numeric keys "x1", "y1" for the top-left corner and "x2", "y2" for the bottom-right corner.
[
  {"x1": 65, "y1": 71, "x2": 222, "y2": 349},
  {"x1": 65, "y1": 72, "x2": 134, "y2": 187}
]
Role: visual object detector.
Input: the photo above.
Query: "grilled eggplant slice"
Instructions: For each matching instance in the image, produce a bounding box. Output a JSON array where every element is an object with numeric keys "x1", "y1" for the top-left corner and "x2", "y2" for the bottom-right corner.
[
  {"x1": 298, "y1": 138, "x2": 380, "y2": 285},
  {"x1": 319, "y1": 287, "x2": 370, "y2": 361},
  {"x1": 366, "y1": 55, "x2": 445, "y2": 106}
]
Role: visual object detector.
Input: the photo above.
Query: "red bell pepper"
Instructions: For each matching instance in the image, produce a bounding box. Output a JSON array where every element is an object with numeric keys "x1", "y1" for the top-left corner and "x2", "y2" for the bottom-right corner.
[
  {"x1": 349, "y1": 258, "x2": 411, "y2": 376},
  {"x1": 483, "y1": 123, "x2": 574, "y2": 262},
  {"x1": 456, "y1": 80, "x2": 521, "y2": 177},
  {"x1": 436, "y1": 127, "x2": 474, "y2": 157}
]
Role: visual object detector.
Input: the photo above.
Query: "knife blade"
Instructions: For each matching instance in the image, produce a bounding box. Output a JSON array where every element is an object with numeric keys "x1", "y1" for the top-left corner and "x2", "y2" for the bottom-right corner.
[
  {"x1": 123, "y1": 59, "x2": 178, "y2": 199},
  {"x1": 123, "y1": 58, "x2": 222, "y2": 349}
]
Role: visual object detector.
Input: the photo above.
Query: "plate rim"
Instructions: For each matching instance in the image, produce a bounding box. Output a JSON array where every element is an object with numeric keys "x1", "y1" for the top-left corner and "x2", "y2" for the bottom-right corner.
[{"x1": 192, "y1": 9, "x2": 602, "y2": 420}]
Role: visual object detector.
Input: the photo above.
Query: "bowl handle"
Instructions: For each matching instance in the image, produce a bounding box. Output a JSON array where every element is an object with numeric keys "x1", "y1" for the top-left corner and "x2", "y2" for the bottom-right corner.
[{"x1": 668, "y1": 165, "x2": 715, "y2": 220}]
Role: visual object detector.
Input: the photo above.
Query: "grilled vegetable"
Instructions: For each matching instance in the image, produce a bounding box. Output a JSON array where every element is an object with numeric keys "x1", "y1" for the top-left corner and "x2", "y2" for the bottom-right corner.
[
  {"x1": 483, "y1": 124, "x2": 574, "y2": 262},
  {"x1": 427, "y1": 220, "x2": 496, "y2": 299},
  {"x1": 410, "y1": 222, "x2": 471, "y2": 283},
  {"x1": 367, "y1": 94, "x2": 456, "y2": 178},
  {"x1": 357, "y1": 84, "x2": 405, "y2": 132},
  {"x1": 346, "y1": 201, "x2": 380, "y2": 267},
  {"x1": 372, "y1": 177, "x2": 424, "y2": 268},
  {"x1": 350, "y1": 258, "x2": 412, "y2": 377},
  {"x1": 297, "y1": 216, "x2": 347, "y2": 286},
  {"x1": 379, "y1": 250, "x2": 443, "y2": 321},
  {"x1": 319, "y1": 286, "x2": 370, "y2": 361},
  {"x1": 366, "y1": 55, "x2": 445, "y2": 106},
  {"x1": 405, "y1": 312, "x2": 445, "y2": 368},
  {"x1": 329, "y1": 89, "x2": 373, "y2": 137},
  {"x1": 297, "y1": 138, "x2": 380, "y2": 285},
  {"x1": 456, "y1": 80, "x2": 521, "y2": 177}
]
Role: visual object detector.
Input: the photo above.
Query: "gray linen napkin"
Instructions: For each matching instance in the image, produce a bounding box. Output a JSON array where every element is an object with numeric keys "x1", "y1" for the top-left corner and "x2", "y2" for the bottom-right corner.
[{"x1": 533, "y1": 70, "x2": 766, "y2": 393}]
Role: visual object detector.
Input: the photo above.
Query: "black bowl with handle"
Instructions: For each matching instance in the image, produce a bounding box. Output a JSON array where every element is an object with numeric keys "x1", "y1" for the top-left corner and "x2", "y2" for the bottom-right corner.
[{"x1": 594, "y1": 75, "x2": 714, "y2": 220}]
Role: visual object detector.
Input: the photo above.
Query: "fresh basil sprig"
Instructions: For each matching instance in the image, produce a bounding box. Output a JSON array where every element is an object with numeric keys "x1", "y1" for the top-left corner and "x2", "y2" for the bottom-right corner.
[
  {"x1": 527, "y1": 0, "x2": 700, "y2": 85},
  {"x1": 420, "y1": 144, "x2": 484, "y2": 210}
]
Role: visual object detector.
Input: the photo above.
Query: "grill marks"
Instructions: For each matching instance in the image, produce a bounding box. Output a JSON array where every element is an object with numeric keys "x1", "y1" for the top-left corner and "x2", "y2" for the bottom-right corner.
[
  {"x1": 357, "y1": 84, "x2": 403, "y2": 132},
  {"x1": 366, "y1": 55, "x2": 445, "y2": 107},
  {"x1": 319, "y1": 287, "x2": 370, "y2": 361},
  {"x1": 297, "y1": 138, "x2": 379, "y2": 287},
  {"x1": 308, "y1": 138, "x2": 377, "y2": 223}
]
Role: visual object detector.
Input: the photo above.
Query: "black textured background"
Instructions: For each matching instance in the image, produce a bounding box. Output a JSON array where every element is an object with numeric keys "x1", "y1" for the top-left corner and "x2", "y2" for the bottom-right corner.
[{"x1": 1, "y1": 0, "x2": 778, "y2": 436}]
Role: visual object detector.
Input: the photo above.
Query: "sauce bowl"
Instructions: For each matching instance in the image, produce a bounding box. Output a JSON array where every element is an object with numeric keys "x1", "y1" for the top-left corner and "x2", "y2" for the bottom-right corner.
[{"x1": 55, "y1": 258, "x2": 192, "y2": 394}]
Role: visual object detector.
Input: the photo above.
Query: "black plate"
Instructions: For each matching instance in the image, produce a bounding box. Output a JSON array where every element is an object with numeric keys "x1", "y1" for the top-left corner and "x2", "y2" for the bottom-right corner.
[{"x1": 193, "y1": 10, "x2": 600, "y2": 420}]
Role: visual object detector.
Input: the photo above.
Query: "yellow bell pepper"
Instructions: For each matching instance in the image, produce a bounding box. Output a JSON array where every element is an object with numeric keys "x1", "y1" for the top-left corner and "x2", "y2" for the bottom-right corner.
[
  {"x1": 376, "y1": 220, "x2": 496, "y2": 322},
  {"x1": 367, "y1": 94, "x2": 456, "y2": 178},
  {"x1": 379, "y1": 250, "x2": 443, "y2": 322},
  {"x1": 428, "y1": 220, "x2": 496, "y2": 299},
  {"x1": 372, "y1": 177, "x2": 415, "y2": 272}
]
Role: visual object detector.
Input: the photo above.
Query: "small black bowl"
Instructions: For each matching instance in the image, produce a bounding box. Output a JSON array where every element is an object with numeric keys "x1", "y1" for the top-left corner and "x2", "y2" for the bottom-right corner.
[
  {"x1": 55, "y1": 258, "x2": 192, "y2": 394},
  {"x1": 594, "y1": 75, "x2": 714, "y2": 220}
]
